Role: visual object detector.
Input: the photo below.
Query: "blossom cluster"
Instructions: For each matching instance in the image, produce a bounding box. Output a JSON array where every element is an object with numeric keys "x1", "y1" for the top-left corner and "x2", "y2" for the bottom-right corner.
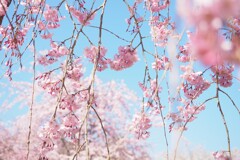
[
  {"x1": 131, "y1": 112, "x2": 152, "y2": 139},
  {"x1": 31, "y1": 78, "x2": 148, "y2": 159},
  {"x1": 178, "y1": 0, "x2": 240, "y2": 65},
  {"x1": 168, "y1": 103, "x2": 206, "y2": 132},
  {"x1": 182, "y1": 71, "x2": 210, "y2": 99},
  {"x1": 42, "y1": 5, "x2": 62, "y2": 30},
  {"x1": 38, "y1": 20, "x2": 53, "y2": 39},
  {"x1": 20, "y1": 0, "x2": 44, "y2": 6},
  {"x1": 38, "y1": 121, "x2": 61, "y2": 156},
  {"x1": 211, "y1": 65, "x2": 234, "y2": 88},
  {"x1": 36, "y1": 93, "x2": 90, "y2": 158},
  {"x1": 177, "y1": 43, "x2": 191, "y2": 63},
  {"x1": 84, "y1": 46, "x2": 109, "y2": 71},
  {"x1": 61, "y1": 114, "x2": 79, "y2": 141},
  {"x1": 0, "y1": 24, "x2": 31, "y2": 50},
  {"x1": 213, "y1": 150, "x2": 230, "y2": 160},
  {"x1": 110, "y1": 46, "x2": 138, "y2": 71},
  {"x1": 67, "y1": 6, "x2": 95, "y2": 25},
  {"x1": 152, "y1": 56, "x2": 171, "y2": 70},
  {"x1": 37, "y1": 42, "x2": 69, "y2": 66},
  {"x1": 59, "y1": 94, "x2": 78, "y2": 111},
  {"x1": 150, "y1": 18, "x2": 172, "y2": 47},
  {"x1": 66, "y1": 58, "x2": 84, "y2": 81},
  {"x1": 139, "y1": 79, "x2": 162, "y2": 99},
  {"x1": 84, "y1": 45, "x2": 138, "y2": 71},
  {"x1": 38, "y1": 79, "x2": 62, "y2": 96},
  {"x1": 145, "y1": 0, "x2": 169, "y2": 12},
  {"x1": 0, "y1": 24, "x2": 32, "y2": 80}
]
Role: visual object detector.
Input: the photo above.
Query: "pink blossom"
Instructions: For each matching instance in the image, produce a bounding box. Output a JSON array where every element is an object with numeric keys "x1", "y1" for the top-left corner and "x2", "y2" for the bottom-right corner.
[
  {"x1": 43, "y1": 5, "x2": 61, "y2": 29},
  {"x1": 60, "y1": 95, "x2": 79, "y2": 111},
  {"x1": 138, "y1": 82, "x2": 151, "y2": 98},
  {"x1": 168, "y1": 104, "x2": 205, "y2": 132},
  {"x1": 225, "y1": 20, "x2": 240, "y2": 63},
  {"x1": 77, "y1": 90, "x2": 89, "y2": 101},
  {"x1": 178, "y1": 0, "x2": 240, "y2": 65},
  {"x1": 21, "y1": 0, "x2": 44, "y2": 6},
  {"x1": 41, "y1": 42, "x2": 69, "y2": 62},
  {"x1": 110, "y1": 46, "x2": 138, "y2": 71},
  {"x1": 66, "y1": 59, "x2": 83, "y2": 81},
  {"x1": 60, "y1": 114, "x2": 79, "y2": 139},
  {"x1": 38, "y1": 79, "x2": 62, "y2": 96},
  {"x1": 4, "y1": 28, "x2": 27, "y2": 49},
  {"x1": 178, "y1": 0, "x2": 240, "y2": 27},
  {"x1": 21, "y1": 24, "x2": 32, "y2": 36},
  {"x1": 182, "y1": 72, "x2": 210, "y2": 99},
  {"x1": 39, "y1": 121, "x2": 61, "y2": 140},
  {"x1": 37, "y1": 55, "x2": 56, "y2": 66},
  {"x1": 40, "y1": 137, "x2": 55, "y2": 152},
  {"x1": 139, "y1": 79, "x2": 161, "y2": 99},
  {"x1": 38, "y1": 121, "x2": 61, "y2": 157},
  {"x1": 38, "y1": 21, "x2": 46, "y2": 31},
  {"x1": 213, "y1": 151, "x2": 230, "y2": 160},
  {"x1": 41, "y1": 32, "x2": 53, "y2": 39},
  {"x1": 177, "y1": 44, "x2": 191, "y2": 63},
  {"x1": 63, "y1": 114, "x2": 79, "y2": 128},
  {"x1": 68, "y1": 6, "x2": 95, "y2": 25},
  {"x1": 37, "y1": 46, "x2": 68, "y2": 66},
  {"x1": 84, "y1": 46, "x2": 109, "y2": 71},
  {"x1": 150, "y1": 18, "x2": 172, "y2": 46},
  {"x1": 131, "y1": 112, "x2": 151, "y2": 139},
  {"x1": 211, "y1": 65, "x2": 234, "y2": 88},
  {"x1": 152, "y1": 56, "x2": 170, "y2": 70},
  {"x1": 0, "y1": 26, "x2": 7, "y2": 37},
  {"x1": 145, "y1": 0, "x2": 168, "y2": 12},
  {"x1": 135, "y1": 0, "x2": 143, "y2": 4},
  {"x1": 46, "y1": 22, "x2": 60, "y2": 29},
  {"x1": 58, "y1": 46, "x2": 69, "y2": 56},
  {"x1": 189, "y1": 31, "x2": 225, "y2": 65},
  {"x1": 150, "y1": 79, "x2": 162, "y2": 100},
  {"x1": 44, "y1": 5, "x2": 59, "y2": 23}
]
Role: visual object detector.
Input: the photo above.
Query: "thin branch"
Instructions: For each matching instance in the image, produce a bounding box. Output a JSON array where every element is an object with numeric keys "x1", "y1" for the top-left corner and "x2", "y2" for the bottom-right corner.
[
  {"x1": 217, "y1": 99, "x2": 232, "y2": 158},
  {"x1": 173, "y1": 96, "x2": 217, "y2": 160},
  {"x1": 26, "y1": 1, "x2": 45, "y2": 158},
  {"x1": 85, "y1": 108, "x2": 90, "y2": 160},
  {"x1": 85, "y1": 0, "x2": 109, "y2": 159},
  {"x1": 72, "y1": 142, "x2": 86, "y2": 160},
  {"x1": 218, "y1": 88, "x2": 240, "y2": 115},
  {"x1": 88, "y1": 25, "x2": 131, "y2": 43},
  {"x1": 157, "y1": 95, "x2": 169, "y2": 160},
  {"x1": 91, "y1": 105, "x2": 110, "y2": 159},
  {"x1": 26, "y1": 34, "x2": 36, "y2": 160},
  {"x1": 216, "y1": 73, "x2": 232, "y2": 158}
]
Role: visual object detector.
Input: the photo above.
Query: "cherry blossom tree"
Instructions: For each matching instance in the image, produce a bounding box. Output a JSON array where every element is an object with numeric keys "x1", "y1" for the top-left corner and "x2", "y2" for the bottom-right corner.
[{"x1": 0, "y1": 0, "x2": 240, "y2": 160}]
